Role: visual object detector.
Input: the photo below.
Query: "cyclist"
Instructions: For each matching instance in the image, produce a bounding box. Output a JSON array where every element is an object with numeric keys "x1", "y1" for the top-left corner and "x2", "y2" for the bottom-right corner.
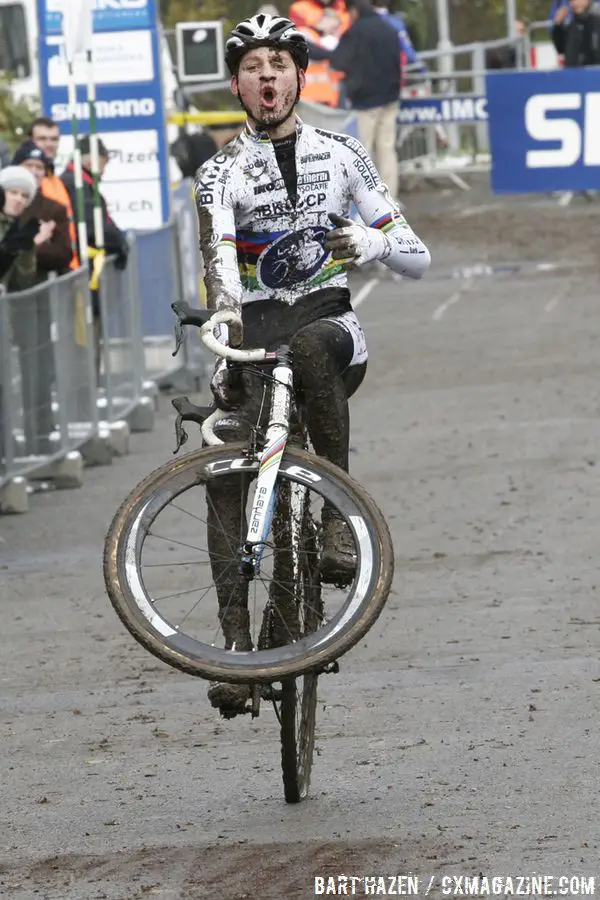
[{"x1": 195, "y1": 12, "x2": 431, "y2": 716}]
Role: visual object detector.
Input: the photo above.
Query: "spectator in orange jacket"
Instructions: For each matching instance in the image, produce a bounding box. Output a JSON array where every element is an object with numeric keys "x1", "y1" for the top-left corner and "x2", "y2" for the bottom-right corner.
[
  {"x1": 289, "y1": 0, "x2": 350, "y2": 107},
  {"x1": 28, "y1": 116, "x2": 80, "y2": 269}
]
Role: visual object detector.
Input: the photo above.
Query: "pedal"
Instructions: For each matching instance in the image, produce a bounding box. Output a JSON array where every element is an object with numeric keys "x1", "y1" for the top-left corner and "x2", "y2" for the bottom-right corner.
[{"x1": 171, "y1": 397, "x2": 214, "y2": 454}]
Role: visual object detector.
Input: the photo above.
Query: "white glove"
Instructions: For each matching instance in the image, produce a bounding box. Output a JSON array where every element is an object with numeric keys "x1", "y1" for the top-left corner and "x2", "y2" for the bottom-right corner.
[{"x1": 325, "y1": 213, "x2": 388, "y2": 268}]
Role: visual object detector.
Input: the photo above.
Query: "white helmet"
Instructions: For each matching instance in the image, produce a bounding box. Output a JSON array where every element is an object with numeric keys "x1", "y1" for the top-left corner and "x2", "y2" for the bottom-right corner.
[{"x1": 225, "y1": 14, "x2": 310, "y2": 74}]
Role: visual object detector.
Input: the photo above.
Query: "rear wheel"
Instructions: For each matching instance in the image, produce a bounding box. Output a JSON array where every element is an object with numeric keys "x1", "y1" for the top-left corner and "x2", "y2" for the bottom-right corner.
[
  {"x1": 280, "y1": 675, "x2": 318, "y2": 803},
  {"x1": 275, "y1": 495, "x2": 322, "y2": 803}
]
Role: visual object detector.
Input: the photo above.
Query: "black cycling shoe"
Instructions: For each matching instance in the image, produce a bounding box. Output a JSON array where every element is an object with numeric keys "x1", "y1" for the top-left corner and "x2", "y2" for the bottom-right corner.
[
  {"x1": 208, "y1": 608, "x2": 253, "y2": 718},
  {"x1": 319, "y1": 509, "x2": 357, "y2": 588},
  {"x1": 207, "y1": 682, "x2": 251, "y2": 719}
]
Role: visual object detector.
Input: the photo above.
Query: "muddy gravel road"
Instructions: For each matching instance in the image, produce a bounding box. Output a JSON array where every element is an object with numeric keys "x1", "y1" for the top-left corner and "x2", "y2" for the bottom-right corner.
[{"x1": 1, "y1": 181, "x2": 600, "y2": 900}]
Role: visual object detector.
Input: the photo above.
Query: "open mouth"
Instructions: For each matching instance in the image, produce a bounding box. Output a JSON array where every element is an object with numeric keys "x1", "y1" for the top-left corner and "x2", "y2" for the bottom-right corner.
[{"x1": 260, "y1": 87, "x2": 276, "y2": 109}]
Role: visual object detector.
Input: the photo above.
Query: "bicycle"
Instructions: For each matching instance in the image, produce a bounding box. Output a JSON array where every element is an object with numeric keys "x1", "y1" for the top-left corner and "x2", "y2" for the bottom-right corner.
[{"x1": 103, "y1": 301, "x2": 394, "y2": 803}]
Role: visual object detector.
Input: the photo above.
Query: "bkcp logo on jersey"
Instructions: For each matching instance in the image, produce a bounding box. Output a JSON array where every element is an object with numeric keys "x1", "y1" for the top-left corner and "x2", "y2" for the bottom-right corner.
[
  {"x1": 258, "y1": 227, "x2": 330, "y2": 290},
  {"x1": 486, "y1": 68, "x2": 600, "y2": 194},
  {"x1": 41, "y1": 0, "x2": 152, "y2": 35}
]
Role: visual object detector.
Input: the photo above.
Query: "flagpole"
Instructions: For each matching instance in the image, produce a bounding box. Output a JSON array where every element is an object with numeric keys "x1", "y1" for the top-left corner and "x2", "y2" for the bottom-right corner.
[
  {"x1": 61, "y1": 0, "x2": 95, "y2": 271},
  {"x1": 65, "y1": 55, "x2": 88, "y2": 268},
  {"x1": 86, "y1": 43, "x2": 105, "y2": 290}
]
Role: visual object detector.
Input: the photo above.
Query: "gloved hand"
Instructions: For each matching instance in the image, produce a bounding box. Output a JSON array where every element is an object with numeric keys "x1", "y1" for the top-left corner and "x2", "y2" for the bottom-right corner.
[
  {"x1": 325, "y1": 213, "x2": 388, "y2": 268},
  {"x1": 210, "y1": 358, "x2": 245, "y2": 410},
  {"x1": 0, "y1": 217, "x2": 40, "y2": 279},
  {"x1": 0, "y1": 216, "x2": 40, "y2": 253}
]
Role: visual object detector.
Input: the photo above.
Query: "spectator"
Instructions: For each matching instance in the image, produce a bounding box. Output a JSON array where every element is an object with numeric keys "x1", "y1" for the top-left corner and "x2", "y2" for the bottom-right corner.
[
  {"x1": 61, "y1": 135, "x2": 129, "y2": 271},
  {"x1": 28, "y1": 116, "x2": 80, "y2": 269},
  {"x1": 61, "y1": 135, "x2": 129, "y2": 375},
  {"x1": 0, "y1": 167, "x2": 57, "y2": 455},
  {"x1": 372, "y1": 2, "x2": 426, "y2": 78},
  {"x1": 170, "y1": 129, "x2": 219, "y2": 179},
  {"x1": 551, "y1": 0, "x2": 572, "y2": 24},
  {"x1": 552, "y1": 0, "x2": 600, "y2": 65},
  {"x1": 329, "y1": 0, "x2": 401, "y2": 199},
  {"x1": 11, "y1": 140, "x2": 72, "y2": 282},
  {"x1": 485, "y1": 19, "x2": 528, "y2": 69},
  {"x1": 289, "y1": 0, "x2": 350, "y2": 106},
  {"x1": 0, "y1": 167, "x2": 47, "y2": 290}
]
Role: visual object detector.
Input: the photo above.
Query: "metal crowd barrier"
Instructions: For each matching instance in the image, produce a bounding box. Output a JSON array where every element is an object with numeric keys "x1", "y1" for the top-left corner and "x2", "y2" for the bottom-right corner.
[
  {"x1": 1, "y1": 270, "x2": 100, "y2": 512},
  {"x1": 134, "y1": 214, "x2": 204, "y2": 393},
  {"x1": 0, "y1": 205, "x2": 204, "y2": 514},
  {"x1": 394, "y1": 33, "x2": 542, "y2": 191}
]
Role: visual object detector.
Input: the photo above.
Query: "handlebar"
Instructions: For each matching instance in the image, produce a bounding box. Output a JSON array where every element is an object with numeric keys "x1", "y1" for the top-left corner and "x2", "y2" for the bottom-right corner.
[
  {"x1": 200, "y1": 310, "x2": 275, "y2": 363},
  {"x1": 171, "y1": 300, "x2": 277, "y2": 364}
]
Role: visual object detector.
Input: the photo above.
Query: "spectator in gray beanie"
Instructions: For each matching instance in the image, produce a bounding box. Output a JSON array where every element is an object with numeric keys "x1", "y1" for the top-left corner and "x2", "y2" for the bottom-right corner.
[
  {"x1": 12, "y1": 139, "x2": 72, "y2": 281},
  {"x1": 0, "y1": 166, "x2": 41, "y2": 289}
]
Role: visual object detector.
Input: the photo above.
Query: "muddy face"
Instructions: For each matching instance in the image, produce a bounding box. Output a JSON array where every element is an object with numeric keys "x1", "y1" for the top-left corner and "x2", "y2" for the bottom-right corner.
[{"x1": 232, "y1": 47, "x2": 304, "y2": 133}]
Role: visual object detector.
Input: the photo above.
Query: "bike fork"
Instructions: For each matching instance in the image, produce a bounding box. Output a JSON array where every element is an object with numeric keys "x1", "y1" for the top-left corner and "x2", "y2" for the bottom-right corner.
[{"x1": 239, "y1": 351, "x2": 293, "y2": 579}]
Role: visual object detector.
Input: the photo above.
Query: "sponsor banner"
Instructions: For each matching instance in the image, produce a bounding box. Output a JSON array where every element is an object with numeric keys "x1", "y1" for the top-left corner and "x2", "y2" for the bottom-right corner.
[
  {"x1": 41, "y1": 0, "x2": 154, "y2": 36},
  {"x1": 46, "y1": 30, "x2": 154, "y2": 86},
  {"x1": 102, "y1": 179, "x2": 163, "y2": 230},
  {"x1": 56, "y1": 131, "x2": 164, "y2": 229},
  {"x1": 37, "y1": 0, "x2": 170, "y2": 228},
  {"x1": 45, "y1": 82, "x2": 163, "y2": 132},
  {"x1": 398, "y1": 95, "x2": 488, "y2": 126},
  {"x1": 487, "y1": 68, "x2": 600, "y2": 193}
]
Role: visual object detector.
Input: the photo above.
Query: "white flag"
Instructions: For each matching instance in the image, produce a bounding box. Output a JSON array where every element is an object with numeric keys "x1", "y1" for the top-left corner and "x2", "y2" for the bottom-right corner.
[{"x1": 61, "y1": 0, "x2": 94, "y2": 61}]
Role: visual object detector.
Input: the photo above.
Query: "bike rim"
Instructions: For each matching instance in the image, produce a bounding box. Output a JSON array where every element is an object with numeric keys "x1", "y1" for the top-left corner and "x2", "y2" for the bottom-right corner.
[{"x1": 113, "y1": 451, "x2": 381, "y2": 677}]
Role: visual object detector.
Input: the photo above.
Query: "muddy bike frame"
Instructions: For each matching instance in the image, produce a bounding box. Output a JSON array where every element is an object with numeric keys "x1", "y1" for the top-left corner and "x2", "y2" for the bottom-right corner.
[{"x1": 199, "y1": 309, "x2": 306, "y2": 580}]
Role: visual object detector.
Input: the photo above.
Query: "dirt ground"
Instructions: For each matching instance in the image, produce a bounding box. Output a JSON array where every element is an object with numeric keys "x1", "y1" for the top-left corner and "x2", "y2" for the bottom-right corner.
[{"x1": 1, "y1": 176, "x2": 600, "y2": 899}]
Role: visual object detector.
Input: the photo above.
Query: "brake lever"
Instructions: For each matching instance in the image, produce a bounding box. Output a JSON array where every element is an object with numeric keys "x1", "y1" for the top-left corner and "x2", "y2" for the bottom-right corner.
[
  {"x1": 172, "y1": 316, "x2": 186, "y2": 358},
  {"x1": 173, "y1": 414, "x2": 189, "y2": 454},
  {"x1": 171, "y1": 397, "x2": 214, "y2": 454}
]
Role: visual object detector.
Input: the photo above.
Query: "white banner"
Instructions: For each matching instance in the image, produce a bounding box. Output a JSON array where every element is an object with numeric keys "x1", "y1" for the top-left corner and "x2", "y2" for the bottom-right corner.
[
  {"x1": 60, "y1": 0, "x2": 93, "y2": 60},
  {"x1": 56, "y1": 131, "x2": 166, "y2": 230},
  {"x1": 48, "y1": 31, "x2": 154, "y2": 86}
]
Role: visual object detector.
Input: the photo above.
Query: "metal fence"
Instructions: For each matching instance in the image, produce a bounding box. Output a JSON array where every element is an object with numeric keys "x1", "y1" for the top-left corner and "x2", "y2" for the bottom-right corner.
[
  {"x1": 0, "y1": 200, "x2": 203, "y2": 514},
  {"x1": 394, "y1": 32, "x2": 549, "y2": 191},
  {"x1": 135, "y1": 185, "x2": 204, "y2": 392}
]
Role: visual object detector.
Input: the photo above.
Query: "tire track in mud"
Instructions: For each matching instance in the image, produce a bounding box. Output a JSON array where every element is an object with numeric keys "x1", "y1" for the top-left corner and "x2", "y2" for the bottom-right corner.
[{"x1": 4, "y1": 837, "x2": 465, "y2": 899}]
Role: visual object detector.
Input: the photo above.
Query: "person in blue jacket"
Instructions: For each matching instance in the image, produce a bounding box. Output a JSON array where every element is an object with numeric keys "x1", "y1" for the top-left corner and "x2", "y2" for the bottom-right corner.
[
  {"x1": 550, "y1": 0, "x2": 571, "y2": 24},
  {"x1": 371, "y1": 2, "x2": 427, "y2": 73}
]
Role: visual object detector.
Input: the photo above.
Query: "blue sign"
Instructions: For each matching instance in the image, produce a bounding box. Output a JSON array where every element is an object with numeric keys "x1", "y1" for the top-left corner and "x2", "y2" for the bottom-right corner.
[
  {"x1": 487, "y1": 68, "x2": 600, "y2": 193},
  {"x1": 398, "y1": 95, "x2": 488, "y2": 126},
  {"x1": 37, "y1": 0, "x2": 171, "y2": 229}
]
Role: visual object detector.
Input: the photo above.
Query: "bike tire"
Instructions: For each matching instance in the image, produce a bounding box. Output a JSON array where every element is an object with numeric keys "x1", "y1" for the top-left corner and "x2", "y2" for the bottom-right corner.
[
  {"x1": 103, "y1": 442, "x2": 394, "y2": 683},
  {"x1": 279, "y1": 498, "x2": 321, "y2": 803},
  {"x1": 280, "y1": 675, "x2": 318, "y2": 803}
]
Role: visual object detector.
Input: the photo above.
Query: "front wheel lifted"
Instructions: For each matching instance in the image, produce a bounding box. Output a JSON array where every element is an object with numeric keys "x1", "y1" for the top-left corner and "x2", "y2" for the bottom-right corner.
[{"x1": 103, "y1": 442, "x2": 394, "y2": 684}]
